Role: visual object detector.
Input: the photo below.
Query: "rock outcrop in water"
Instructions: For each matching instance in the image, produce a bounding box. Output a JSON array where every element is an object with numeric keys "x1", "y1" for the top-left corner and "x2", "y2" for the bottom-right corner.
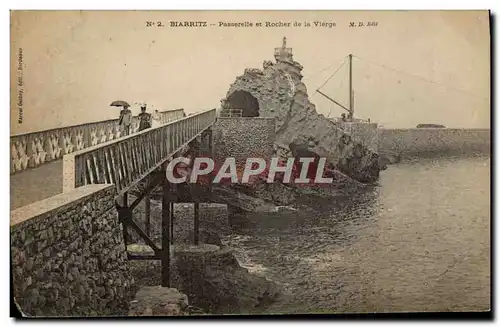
[
  {"x1": 174, "y1": 244, "x2": 279, "y2": 314},
  {"x1": 220, "y1": 38, "x2": 380, "y2": 183},
  {"x1": 127, "y1": 202, "x2": 280, "y2": 314},
  {"x1": 129, "y1": 286, "x2": 190, "y2": 316},
  {"x1": 169, "y1": 163, "x2": 367, "y2": 213}
]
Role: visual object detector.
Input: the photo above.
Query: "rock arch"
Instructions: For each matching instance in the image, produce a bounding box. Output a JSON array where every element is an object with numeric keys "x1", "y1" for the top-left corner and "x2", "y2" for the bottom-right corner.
[{"x1": 224, "y1": 90, "x2": 260, "y2": 117}]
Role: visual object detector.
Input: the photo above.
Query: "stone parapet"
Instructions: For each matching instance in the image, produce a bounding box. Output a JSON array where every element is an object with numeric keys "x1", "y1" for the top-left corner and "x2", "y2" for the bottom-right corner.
[{"x1": 11, "y1": 184, "x2": 136, "y2": 317}]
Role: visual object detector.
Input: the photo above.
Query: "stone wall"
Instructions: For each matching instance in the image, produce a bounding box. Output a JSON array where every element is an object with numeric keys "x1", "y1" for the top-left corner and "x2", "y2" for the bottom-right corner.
[
  {"x1": 379, "y1": 128, "x2": 491, "y2": 156},
  {"x1": 213, "y1": 117, "x2": 276, "y2": 165},
  {"x1": 10, "y1": 184, "x2": 136, "y2": 317}
]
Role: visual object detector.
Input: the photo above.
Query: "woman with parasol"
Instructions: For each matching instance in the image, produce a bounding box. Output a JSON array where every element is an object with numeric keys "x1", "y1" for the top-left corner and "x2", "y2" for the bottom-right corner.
[{"x1": 111, "y1": 100, "x2": 132, "y2": 136}]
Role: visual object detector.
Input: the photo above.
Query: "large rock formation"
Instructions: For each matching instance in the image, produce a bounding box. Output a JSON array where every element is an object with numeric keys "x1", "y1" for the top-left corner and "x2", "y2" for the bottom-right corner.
[
  {"x1": 220, "y1": 38, "x2": 380, "y2": 183},
  {"x1": 173, "y1": 244, "x2": 279, "y2": 314}
]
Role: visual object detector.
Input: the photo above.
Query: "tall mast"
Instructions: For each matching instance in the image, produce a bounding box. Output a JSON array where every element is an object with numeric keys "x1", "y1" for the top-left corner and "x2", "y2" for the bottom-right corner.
[
  {"x1": 348, "y1": 53, "x2": 353, "y2": 117},
  {"x1": 316, "y1": 53, "x2": 356, "y2": 119}
]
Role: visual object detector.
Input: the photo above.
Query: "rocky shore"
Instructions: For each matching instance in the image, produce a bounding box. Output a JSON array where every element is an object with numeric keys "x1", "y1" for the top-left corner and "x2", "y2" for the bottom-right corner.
[
  {"x1": 127, "y1": 201, "x2": 280, "y2": 315},
  {"x1": 129, "y1": 286, "x2": 191, "y2": 316}
]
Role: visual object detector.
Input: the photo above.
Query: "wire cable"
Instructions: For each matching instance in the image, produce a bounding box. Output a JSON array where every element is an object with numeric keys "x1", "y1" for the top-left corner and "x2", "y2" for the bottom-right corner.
[
  {"x1": 325, "y1": 64, "x2": 349, "y2": 119},
  {"x1": 352, "y1": 55, "x2": 487, "y2": 101},
  {"x1": 316, "y1": 56, "x2": 348, "y2": 92},
  {"x1": 303, "y1": 55, "x2": 348, "y2": 82}
]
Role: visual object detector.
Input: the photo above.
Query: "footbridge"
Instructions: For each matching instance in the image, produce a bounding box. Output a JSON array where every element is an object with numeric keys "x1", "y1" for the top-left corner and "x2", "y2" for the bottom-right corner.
[
  {"x1": 10, "y1": 109, "x2": 186, "y2": 209},
  {"x1": 11, "y1": 108, "x2": 218, "y2": 316}
]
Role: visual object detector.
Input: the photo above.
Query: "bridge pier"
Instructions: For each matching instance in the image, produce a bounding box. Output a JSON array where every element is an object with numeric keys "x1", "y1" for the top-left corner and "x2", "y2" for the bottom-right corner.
[
  {"x1": 194, "y1": 202, "x2": 200, "y2": 245},
  {"x1": 161, "y1": 169, "x2": 172, "y2": 287},
  {"x1": 207, "y1": 129, "x2": 214, "y2": 195},
  {"x1": 170, "y1": 201, "x2": 174, "y2": 245},
  {"x1": 145, "y1": 194, "x2": 151, "y2": 237},
  {"x1": 192, "y1": 135, "x2": 201, "y2": 246}
]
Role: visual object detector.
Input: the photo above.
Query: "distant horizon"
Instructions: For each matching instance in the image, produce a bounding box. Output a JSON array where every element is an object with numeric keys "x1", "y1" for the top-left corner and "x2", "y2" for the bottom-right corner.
[{"x1": 9, "y1": 110, "x2": 491, "y2": 137}]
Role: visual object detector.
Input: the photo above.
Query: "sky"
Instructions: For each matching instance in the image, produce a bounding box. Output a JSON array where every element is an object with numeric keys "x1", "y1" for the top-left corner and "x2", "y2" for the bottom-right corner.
[{"x1": 10, "y1": 10, "x2": 490, "y2": 134}]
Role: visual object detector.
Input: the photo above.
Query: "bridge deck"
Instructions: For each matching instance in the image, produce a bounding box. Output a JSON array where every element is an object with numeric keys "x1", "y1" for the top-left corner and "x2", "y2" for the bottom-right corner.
[
  {"x1": 11, "y1": 109, "x2": 217, "y2": 211},
  {"x1": 10, "y1": 160, "x2": 63, "y2": 210}
]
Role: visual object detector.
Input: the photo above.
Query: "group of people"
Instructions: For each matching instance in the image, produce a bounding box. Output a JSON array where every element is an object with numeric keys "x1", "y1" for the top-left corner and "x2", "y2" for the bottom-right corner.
[
  {"x1": 340, "y1": 112, "x2": 354, "y2": 122},
  {"x1": 340, "y1": 113, "x2": 370, "y2": 123},
  {"x1": 118, "y1": 103, "x2": 160, "y2": 136}
]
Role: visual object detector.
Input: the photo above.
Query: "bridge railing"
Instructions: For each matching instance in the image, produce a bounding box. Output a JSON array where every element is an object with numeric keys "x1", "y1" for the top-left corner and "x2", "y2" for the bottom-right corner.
[
  {"x1": 218, "y1": 109, "x2": 243, "y2": 118},
  {"x1": 10, "y1": 109, "x2": 186, "y2": 174},
  {"x1": 63, "y1": 109, "x2": 216, "y2": 194}
]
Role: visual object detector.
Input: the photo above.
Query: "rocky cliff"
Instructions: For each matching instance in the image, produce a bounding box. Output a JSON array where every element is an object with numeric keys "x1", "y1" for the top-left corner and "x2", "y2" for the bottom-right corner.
[{"x1": 220, "y1": 41, "x2": 380, "y2": 183}]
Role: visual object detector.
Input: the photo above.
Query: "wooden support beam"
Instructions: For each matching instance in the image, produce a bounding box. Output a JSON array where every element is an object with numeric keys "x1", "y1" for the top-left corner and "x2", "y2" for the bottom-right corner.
[
  {"x1": 208, "y1": 128, "x2": 213, "y2": 157},
  {"x1": 170, "y1": 202, "x2": 174, "y2": 245},
  {"x1": 192, "y1": 138, "x2": 201, "y2": 246},
  {"x1": 145, "y1": 194, "x2": 151, "y2": 237},
  {"x1": 194, "y1": 202, "x2": 200, "y2": 245},
  {"x1": 316, "y1": 89, "x2": 352, "y2": 114},
  {"x1": 114, "y1": 161, "x2": 170, "y2": 201},
  {"x1": 161, "y1": 169, "x2": 171, "y2": 287},
  {"x1": 169, "y1": 180, "x2": 176, "y2": 246},
  {"x1": 126, "y1": 216, "x2": 161, "y2": 254},
  {"x1": 127, "y1": 253, "x2": 161, "y2": 261},
  {"x1": 117, "y1": 191, "x2": 160, "y2": 257},
  {"x1": 207, "y1": 129, "x2": 214, "y2": 195},
  {"x1": 128, "y1": 171, "x2": 162, "y2": 210}
]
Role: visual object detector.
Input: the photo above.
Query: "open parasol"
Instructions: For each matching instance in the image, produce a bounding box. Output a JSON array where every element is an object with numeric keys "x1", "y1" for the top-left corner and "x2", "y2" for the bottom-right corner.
[{"x1": 110, "y1": 100, "x2": 130, "y2": 107}]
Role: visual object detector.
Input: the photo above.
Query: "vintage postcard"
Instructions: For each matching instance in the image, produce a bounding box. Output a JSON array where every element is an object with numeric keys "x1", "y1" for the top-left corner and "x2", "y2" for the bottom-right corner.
[{"x1": 10, "y1": 10, "x2": 490, "y2": 317}]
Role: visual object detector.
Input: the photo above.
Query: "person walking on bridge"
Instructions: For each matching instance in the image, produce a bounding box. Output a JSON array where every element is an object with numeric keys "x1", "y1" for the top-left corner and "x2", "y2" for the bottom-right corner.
[
  {"x1": 138, "y1": 103, "x2": 152, "y2": 132},
  {"x1": 118, "y1": 104, "x2": 132, "y2": 136}
]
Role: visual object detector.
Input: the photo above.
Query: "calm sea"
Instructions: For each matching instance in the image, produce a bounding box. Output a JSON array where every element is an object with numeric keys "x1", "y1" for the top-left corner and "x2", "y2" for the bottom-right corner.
[{"x1": 223, "y1": 155, "x2": 491, "y2": 313}]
